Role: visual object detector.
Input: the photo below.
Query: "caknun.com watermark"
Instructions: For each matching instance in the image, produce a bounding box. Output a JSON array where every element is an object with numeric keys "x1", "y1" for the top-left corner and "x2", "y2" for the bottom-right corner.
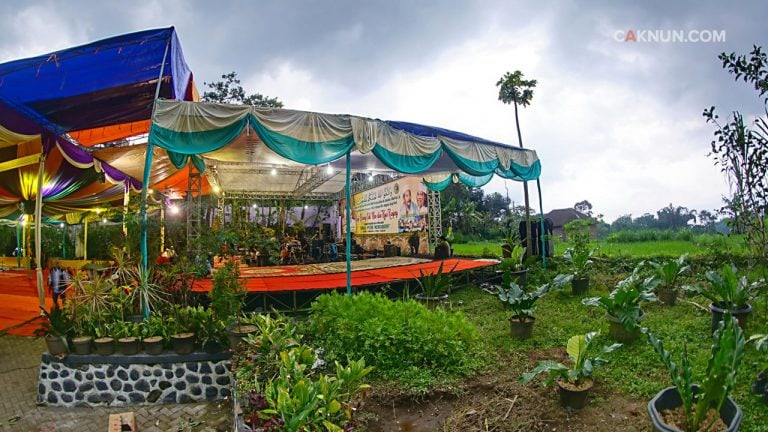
[{"x1": 614, "y1": 29, "x2": 726, "y2": 43}]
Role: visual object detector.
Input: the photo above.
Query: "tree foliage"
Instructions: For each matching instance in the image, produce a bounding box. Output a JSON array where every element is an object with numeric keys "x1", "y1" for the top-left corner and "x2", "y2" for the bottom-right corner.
[
  {"x1": 574, "y1": 200, "x2": 593, "y2": 216},
  {"x1": 202, "y1": 71, "x2": 283, "y2": 108},
  {"x1": 704, "y1": 46, "x2": 768, "y2": 262}
]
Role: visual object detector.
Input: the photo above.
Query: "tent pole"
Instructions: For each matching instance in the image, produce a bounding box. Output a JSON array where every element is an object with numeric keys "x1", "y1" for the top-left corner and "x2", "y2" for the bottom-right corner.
[
  {"x1": 123, "y1": 182, "x2": 129, "y2": 238},
  {"x1": 84, "y1": 219, "x2": 88, "y2": 261},
  {"x1": 160, "y1": 198, "x2": 165, "y2": 254},
  {"x1": 139, "y1": 35, "x2": 170, "y2": 319},
  {"x1": 34, "y1": 154, "x2": 46, "y2": 312},
  {"x1": 536, "y1": 178, "x2": 546, "y2": 268},
  {"x1": 345, "y1": 151, "x2": 352, "y2": 296},
  {"x1": 16, "y1": 223, "x2": 21, "y2": 268}
]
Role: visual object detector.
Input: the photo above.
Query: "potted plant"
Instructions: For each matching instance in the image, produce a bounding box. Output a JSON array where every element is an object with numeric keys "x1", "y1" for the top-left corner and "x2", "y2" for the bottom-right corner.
[
  {"x1": 582, "y1": 266, "x2": 658, "y2": 343},
  {"x1": 748, "y1": 333, "x2": 768, "y2": 402},
  {"x1": 210, "y1": 261, "x2": 256, "y2": 349},
  {"x1": 169, "y1": 305, "x2": 197, "y2": 355},
  {"x1": 649, "y1": 254, "x2": 690, "y2": 306},
  {"x1": 413, "y1": 261, "x2": 455, "y2": 309},
  {"x1": 68, "y1": 304, "x2": 94, "y2": 355},
  {"x1": 35, "y1": 305, "x2": 72, "y2": 356},
  {"x1": 562, "y1": 247, "x2": 595, "y2": 294},
  {"x1": 500, "y1": 229, "x2": 519, "y2": 258},
  {"x1": 113, "y1": 321, "x2": 141, "y2": 355},
  {"x1": 191, "y1": 306, "x2": 227, "y2": 353},
  {"x1": 92, "y1": 322, "x2": 115, "y2": 356},
  {"x1": 644, "y1": 312, "x2": 745, "y2": 431},
  {"x1": 500, "y1": 245, "x2": 528, "y2": 285},
  {"x1": 521, "y1": 331, "x2": 621, "y2": 410},
  {"x1": 685, "y1": 263, "x2": 764, "y2": 331},
  {"x1": 497, "y1": 274, "x2": 548, "y2": 340},
  {"x1": 142, "y1": 314, "x2": 168, "y2": 355}
]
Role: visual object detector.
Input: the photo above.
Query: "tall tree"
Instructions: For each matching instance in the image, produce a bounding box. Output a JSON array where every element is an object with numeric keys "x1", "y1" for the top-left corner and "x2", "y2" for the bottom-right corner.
[
  {"x1": 704, "y1": 46, "x2": 768, "y2": 261},
  {"x1": 497, "y1": 70, "x2": 537, "y2": 253},
  {"x1": 574, "y1": 200, "x2": 594, "y2": 216},
  {"x1": 202, "y1": 71, "x2": 283, "y2": 108}
]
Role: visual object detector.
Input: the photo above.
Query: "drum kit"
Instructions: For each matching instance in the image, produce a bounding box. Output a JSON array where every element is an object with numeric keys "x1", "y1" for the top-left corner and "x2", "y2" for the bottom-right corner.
[{"x1": 280, "y1": 237, "x2": 339, "y2": 264}]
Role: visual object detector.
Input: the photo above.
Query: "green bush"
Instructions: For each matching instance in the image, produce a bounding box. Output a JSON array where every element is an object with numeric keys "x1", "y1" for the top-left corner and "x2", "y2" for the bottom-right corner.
[{"x1": 305, "y1": 292, "x2": 481, "y2": 389}]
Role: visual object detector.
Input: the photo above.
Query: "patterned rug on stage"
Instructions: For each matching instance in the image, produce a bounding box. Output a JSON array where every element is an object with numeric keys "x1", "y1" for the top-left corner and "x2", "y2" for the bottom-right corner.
[{"x1": 238, "y1": 257, "x2": 431, "y2": 278}]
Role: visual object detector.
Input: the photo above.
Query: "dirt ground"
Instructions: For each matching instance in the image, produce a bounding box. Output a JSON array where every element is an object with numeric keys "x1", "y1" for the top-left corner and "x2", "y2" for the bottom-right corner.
[
  {"x1": 362, "y1": 349, "x2": 649, "y2": 432},
  {"x1": 362, "y1": 375, "x2": 648, "y2": 432}
]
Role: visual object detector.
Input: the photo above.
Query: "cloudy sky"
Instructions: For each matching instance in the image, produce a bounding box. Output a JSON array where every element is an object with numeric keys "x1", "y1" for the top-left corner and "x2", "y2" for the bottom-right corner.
[{"x1": 1, "y1": 0, "x2": 766, "y2": 222}]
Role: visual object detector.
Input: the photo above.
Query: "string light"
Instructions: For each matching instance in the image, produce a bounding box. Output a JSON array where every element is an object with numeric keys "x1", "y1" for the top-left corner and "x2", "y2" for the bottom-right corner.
[
  {"x1": 271, "y1": 167, "x2": 277, "y2": 176},
  {"x1": 213, "y1": 185, "x2": 221, "y2": 194},
  {"x1": 170, "y1": 205, "x2": 179, "y2": 215},
  {"x1": 326, "y1": 164, "x2": 334, "y2": 175}
]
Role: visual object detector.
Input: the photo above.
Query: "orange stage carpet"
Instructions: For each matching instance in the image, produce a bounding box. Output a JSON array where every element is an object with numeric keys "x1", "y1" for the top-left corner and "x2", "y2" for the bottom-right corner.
[
  {"x1": 0, "y1": 258, "x2": 499, "y2": 336},
  {"x1": 0, "y1": 270, "x2": 53, "y2": 337},
  {"x1": 193, "y1": 258, "x2": 498, "y2": 293}
]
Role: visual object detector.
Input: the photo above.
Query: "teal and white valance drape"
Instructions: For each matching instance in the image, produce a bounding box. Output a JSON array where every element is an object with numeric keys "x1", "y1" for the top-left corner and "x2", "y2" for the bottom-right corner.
[{"x1": 149, "y1": 100, "x2": 541, "y2": 182}]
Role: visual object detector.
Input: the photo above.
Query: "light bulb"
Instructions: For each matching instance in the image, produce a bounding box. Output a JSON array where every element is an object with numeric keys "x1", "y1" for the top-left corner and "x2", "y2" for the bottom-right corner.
[
  {"x1": 326, "y1": 165, "x2": 334, "y2": 175},
  {"x1": 170, "y1": 205, "x2": 179, "y2": 215},
  {"x1": 271, "y1": 168, "x2": 277, "y2": 176}
]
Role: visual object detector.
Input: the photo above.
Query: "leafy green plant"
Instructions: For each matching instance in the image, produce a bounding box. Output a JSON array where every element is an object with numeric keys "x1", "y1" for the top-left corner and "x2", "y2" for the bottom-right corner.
[
  {"x1": 521, "y1": 331, "x2": 621, "y2": 387},
  {"x1": 500, "y1": 245, "x2": 527, "y2": 272},
  {"x1": 209, "y1": 260, "x2": 246, "y2": 324},
  {"x1": 563, "y1": 247, "x2": 594, "y2": 279},
  {"x1": 563, "y1": 218, "x2": 593, "y2": 253},
  {"x1": 190, "y1": 306, "x2": 227, "y2": 347},
  {"x1": 143, "y1": 314, "x2": 169, "y2": 341},
  {"x1": 306, "y1": 292, "x2": 480, "y2": 391},
  {"x1": 34, "y1": 305, "x2": 72, "y2": 338},
  {"x1": 685, "y1": 263, "x2": 764, "y2": 310},
  {"x1": 415, "y1": 261, "x2": 456, "y2": 298},
  {"x1": 643, "y1": 312, "x2": 745, "y2": 431},
  {"x1": 497, "y1": 279, "x2": 548, "y2": 320},
  {"x1": 112, "y1": 321, "x2": 142, "y2": 340},
  {"x1": 649, "y1": 253, "x2": 690, "y2": 290},
  {"x1": 582, "y1": 266, "x2": 658, "y2": 330}
]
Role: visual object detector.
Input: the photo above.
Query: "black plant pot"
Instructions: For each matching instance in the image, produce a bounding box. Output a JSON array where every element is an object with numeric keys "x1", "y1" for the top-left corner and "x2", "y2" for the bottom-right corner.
[
  {"x1": 571, "y1": 276, "x2": 589, "y2": 295},
  {"x1": 657, "y1": 287, "x2": 678, "y2": 306},
  {"x1": 557, "y1": 378, "x2": 592, "y2": 410},
  {"x1": 414, "y1": 293, "x2": 449, "y2": 310},
  {"x1": 202, "y1": 341, "x2": 224, "y2": 354},
  {"x1": 648, "y1": 386, "x2": 742, "y2": 432},
  {"x1": 606, "y1": 312, "x2": 644, "y2": 343},
  {"x1": 710, "y1": 303, "x2": 752, "y2": 332},
  {"x1": 71, "y1": 336, "x2": 93, "y2": 355},
  {"x1": 143, "y1": 336, "x2": 164, "y2": 355},
  {"x1": 510, "y1": 269, "x2": 529, "y2": 286},
  {"x1": 226, "y1": 323, "x2": 258, "y2": 351},
  {"x1": 45, "y1": 335, "x2": 68, "y2": 356},
  {"x1": 171, "y1": 332, "x2": 196, "y2": 355},
  {"x1": 509, "y1": 315, "x2": 535, "y2": 340},
  {"x1": 118, "y1": 337, "x2": 140, "y2": 355},
  {"x1": 94, "y1": 337, "x2": 114, "y2": 356}
]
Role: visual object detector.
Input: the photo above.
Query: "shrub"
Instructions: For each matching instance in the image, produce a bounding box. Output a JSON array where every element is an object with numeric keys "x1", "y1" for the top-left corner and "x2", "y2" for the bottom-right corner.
[{"x1": 305, "y1": 292, "x2": 481, "y2": 389}]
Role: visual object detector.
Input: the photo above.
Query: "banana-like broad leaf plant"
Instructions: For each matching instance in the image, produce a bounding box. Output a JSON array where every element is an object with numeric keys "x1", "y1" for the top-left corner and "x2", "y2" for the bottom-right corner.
[
  {"x1": 684, "y1": 263, "x2": 764, "y2": 310},
  {"x1": 497, "y1": 277, "x2": 548, "y2": 320},
  {"x1": 520, "y1": 331, "x2": 621, "y2": 387},
  {"x1": 582, "y1": 266, "x2": 658, "y2": 330},
  {"x1": 643, "y1": 312, "x2": 745, "y2": 432},
  {"x1": 648, "y1": 253, "x2": 690, "y2": 290}
]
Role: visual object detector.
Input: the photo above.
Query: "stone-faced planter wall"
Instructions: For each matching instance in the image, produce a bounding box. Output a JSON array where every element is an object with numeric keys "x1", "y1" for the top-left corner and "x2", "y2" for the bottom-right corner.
[{"x1": 38, "y1": 352, "x2": 232, "y2": 407}]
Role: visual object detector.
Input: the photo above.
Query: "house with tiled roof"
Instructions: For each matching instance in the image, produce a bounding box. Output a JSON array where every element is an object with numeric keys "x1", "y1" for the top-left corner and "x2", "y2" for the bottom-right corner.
[{"x1": 544, "y1": 208, "x2": 596, "y2": 240}]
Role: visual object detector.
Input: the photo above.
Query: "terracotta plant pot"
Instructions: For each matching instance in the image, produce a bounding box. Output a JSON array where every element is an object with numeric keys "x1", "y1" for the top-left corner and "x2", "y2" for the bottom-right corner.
[
  {"x1": 226, "y1": 323, "x2": 258, "y2": 351},
  {"x1": 606, "y1": 312, "x2": 644, "y2": 343},
  {"x1": 71, "y1": 335, "x2": 93, "y2": 355},
  {"x1": 143, "y1": 336, "x2": 164, "y2": 355},
  {"x1": 509, "y1": 315, "x2": 535, "y2": 340},
  {"x1": 557, "y1": 378, "x2": 593, "y2": 410},
  {"x1": 413, "y1": 293, "x2": 449, "y2": 310},
  {"x1": 571, "y1": 276, "x2": 590, "y2": 295},
  {"x1": 710, "y1": 302, "x2": 752, "y2": 332},
  {"x1": 118, "y1": 337, "x2": 140, "y2": 355},
  {"x1": 171, "y1": 332, "x2": 196, "y2": 355},
  {"x1": 45, "y1": 335, "x2": 68, "y2": 356},
  {"x1": 648, "y1": 386, "x2": 742, "y2": 431},
  {"x1": 657, "y1": 287, "x2": 678, "y2": 306},
  {"x1": 94, "y1": 337, "x2": 114, "y2": 356}
]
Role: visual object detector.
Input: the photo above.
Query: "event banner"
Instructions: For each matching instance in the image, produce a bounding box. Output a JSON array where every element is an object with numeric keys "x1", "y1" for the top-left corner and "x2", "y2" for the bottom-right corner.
[{"x1": 341, "y1": 176, "x2": 429, "y2": 234}]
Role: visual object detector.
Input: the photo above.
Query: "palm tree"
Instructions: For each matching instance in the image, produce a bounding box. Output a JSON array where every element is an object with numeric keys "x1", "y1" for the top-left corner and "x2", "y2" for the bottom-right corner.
[{"x1": 497, "y1": 71, "x2": 537, "y2": 253}]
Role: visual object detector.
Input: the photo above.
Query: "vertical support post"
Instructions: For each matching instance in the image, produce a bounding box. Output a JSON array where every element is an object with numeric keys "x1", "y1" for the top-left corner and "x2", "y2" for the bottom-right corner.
[
  {"x1": 34, "y1": 155, "x2": 46, "y2": 312},
  {"x1": 345, "y1": 151, "x2": 352, "y2": 296},
  {"x1": 61, "y1": 224, "x2": 66, "y2": 259},
  {"x1": 160, "y1": 198, "x2": 165, "y2": 254},
  {"x1": 536, "y1": 179, "x2": 547, "y2": 268},
  {"x1": 16, "y1": 223, "x2": 21, "y2": 268},
  {"x1": 122, "y1": 182, "x2": 130, "y2": 238},
  {"x1": 84, "y1": 219, "x2": 88, "y2": 261}
]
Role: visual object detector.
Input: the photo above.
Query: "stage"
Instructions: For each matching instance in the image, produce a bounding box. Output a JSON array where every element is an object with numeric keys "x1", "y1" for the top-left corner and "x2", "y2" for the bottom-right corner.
[{"x1": 0, "y1": 257, "x2": 499, "y2": 336}]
